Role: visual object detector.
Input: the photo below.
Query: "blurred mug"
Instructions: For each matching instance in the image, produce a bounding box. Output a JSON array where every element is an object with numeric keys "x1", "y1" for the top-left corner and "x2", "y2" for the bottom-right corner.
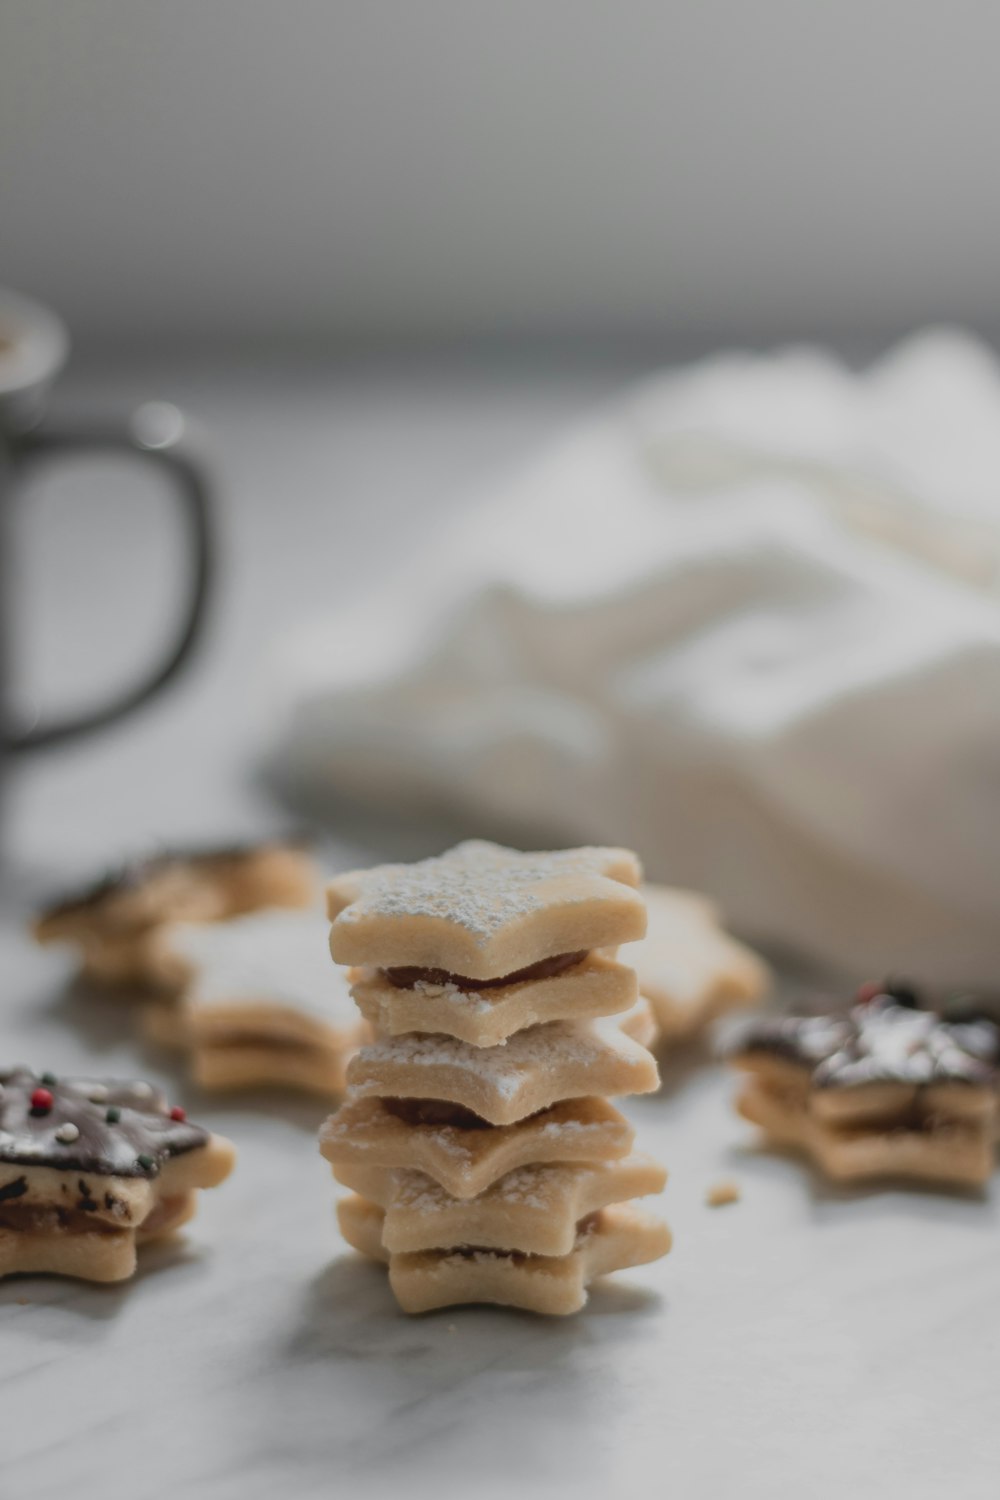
[{"x1": 0, "y1": 288, "x2": 213, "y2": 753}]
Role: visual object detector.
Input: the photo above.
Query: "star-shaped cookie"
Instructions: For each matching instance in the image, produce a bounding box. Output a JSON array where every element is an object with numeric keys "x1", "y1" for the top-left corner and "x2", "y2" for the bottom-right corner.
[
  {"x1": 154, "y1": 908, "x2": 368, "y2": 1095},
  {"x1": 320, "y1": 1094, "x2": 635, "y2": 1199},
  {"x1": 327, "y1": 840, "x2": 645, "y2": 979},
  {"x1": 727, "y1": 988, "x2": 1000, "y2": 1187},
  {"x1": 333, "y1": 1153, "x2": 665, "y2": 1257},
  {"x1": 34, "y1": 838, "x2": 317, "y2": 990},
  {"x1": 346, "y1": 1018, "x2": 659, "y2": 1127},
  {"x1": 349, "y1": 950, "x2": 637, "y2": 1048},
  {"x1": 338, "y1": 1195, "x2": 671, "y2": 1315},
  {"x1": 0, "y1": 1068, "x2": 235, "y2": 1281},
  {"x1": 620, "y1": 884, "x2": 770, "y2": 1044}
]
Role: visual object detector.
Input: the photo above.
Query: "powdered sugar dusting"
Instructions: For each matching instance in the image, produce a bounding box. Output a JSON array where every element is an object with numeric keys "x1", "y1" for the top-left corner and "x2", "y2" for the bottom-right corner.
[
  {"x1": 335, "y1": 840, "x2": 631, "y2": 945},
  {"x1": 411, "y1": 979, "x2": 492, "y2": 1013},
  {"x1": 390, "y1": 1159, "x2": 624, "y2": 1217},
  {"x1": 355, "y1": 1018, "x2": 643, "y2": 1095},
  {"x1": 170, "y1": 909, "x2": 357, "y2": 1027},
  {"x1": 538, "y1": 1119, "x2": 601, "y2": 1138}
]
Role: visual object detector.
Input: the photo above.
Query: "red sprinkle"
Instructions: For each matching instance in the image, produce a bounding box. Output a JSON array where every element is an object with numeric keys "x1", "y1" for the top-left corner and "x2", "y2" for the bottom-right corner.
[
  {"x1": 855, "y1": 981, "x2": 884, "y2": 1006},
  {"x1": 169, "y1": 1105, "x2": 186, "y2": 1121},
  {"x1": 30, "y1": 1088, "x2": 54, "y2": 1114}
]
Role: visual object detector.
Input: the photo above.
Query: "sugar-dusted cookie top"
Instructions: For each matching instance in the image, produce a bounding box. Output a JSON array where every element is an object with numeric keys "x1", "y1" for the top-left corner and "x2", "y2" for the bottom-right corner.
[
  {"x1": 347, "y1": 1017, "x2": 659, "y2": 1125},
  {"x1": 728, "y1": 988, "x2": 1000, "y2": 1093},
  {"x1": 0, "y1": 1067, "x2": 208, "y2": 1179},
  {"x1": 327, "y1": 840, "x2": 645, "y2": 979},
  {"x1": 336, "y1": 1152, "x2": 666, "y2": 1258},
  {"x1": 169, "y1": 908, "x2": 359, "y2": 1035},
  {"x1": 320, "y1": 1095, "x2": 635, "y2": 1199}
]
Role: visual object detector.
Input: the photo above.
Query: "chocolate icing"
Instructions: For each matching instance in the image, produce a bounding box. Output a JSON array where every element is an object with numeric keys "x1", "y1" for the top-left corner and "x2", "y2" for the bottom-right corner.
[
  {"x1": 877, "y1": 980, "x2": 921, "y2": 1010},
  {"x1": 382, "y1": 950, "x2": 589, "y2": 993},
  {"x1": 728, "y1": 994, "x2": 1000, "y2": 1091},
  {"x1": 0, "y1": 1068, "x2": 208, "y2": 1178}
]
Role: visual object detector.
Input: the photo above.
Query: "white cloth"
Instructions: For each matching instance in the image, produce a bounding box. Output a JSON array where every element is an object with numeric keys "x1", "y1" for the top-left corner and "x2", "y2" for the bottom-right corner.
[{"x1": 270, "y1": 330, "x2": 1000, "y2": 984}]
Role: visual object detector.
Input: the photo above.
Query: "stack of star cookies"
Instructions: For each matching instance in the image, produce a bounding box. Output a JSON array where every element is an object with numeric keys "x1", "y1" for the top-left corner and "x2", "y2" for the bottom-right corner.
[{"x1": 320, "y1": 840, "x2": 671, "y2": 1315}]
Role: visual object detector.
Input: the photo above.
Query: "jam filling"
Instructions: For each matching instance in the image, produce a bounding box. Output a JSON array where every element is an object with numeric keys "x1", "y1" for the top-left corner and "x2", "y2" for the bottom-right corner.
[
  {"x1": 383, "y1": 1098, "x2": 493, "y2": 1130},
  {"x1": 575, "y1": 1211, "x2": 602, "y2": 1236},
  {"x1": 382, "y1": 950, "x2": 589, "y2": 993},
  {"x1": 446, "y1": 1212, "x2": 603, "y2": 1261}
]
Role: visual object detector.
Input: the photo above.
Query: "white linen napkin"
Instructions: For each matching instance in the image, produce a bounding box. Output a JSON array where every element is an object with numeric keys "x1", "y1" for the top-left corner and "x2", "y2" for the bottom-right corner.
[{"x1": 269, "y1": 330, "x2": 1000, "y2": 984}]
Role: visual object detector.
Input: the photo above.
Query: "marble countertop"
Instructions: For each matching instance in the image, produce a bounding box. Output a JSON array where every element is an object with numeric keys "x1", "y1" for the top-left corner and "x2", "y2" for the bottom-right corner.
[{"x1": 3, "y1": 353, "x2": 997, "y2": 1500}]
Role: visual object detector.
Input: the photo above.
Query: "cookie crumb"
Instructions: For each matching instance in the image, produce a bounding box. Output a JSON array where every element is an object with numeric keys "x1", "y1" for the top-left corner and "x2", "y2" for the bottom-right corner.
[{"x1": 706, "y1": 1179, "x2": 740, "y2": 1208}]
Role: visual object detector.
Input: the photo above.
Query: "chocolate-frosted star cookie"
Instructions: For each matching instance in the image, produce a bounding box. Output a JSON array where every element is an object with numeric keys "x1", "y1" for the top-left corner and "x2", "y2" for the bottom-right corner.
[
  {"x1": 34, "y1": 837, "x2": 318, "y2": 990},
  {"x1": 727, "y1": 986, "x2": 1000, "y2": 1188},
  {"x1": 0, "y1": 1067, "x2": 235, "y2": 1281},
  {"x1": 327, "y1": 840, "x2": 645, "y2": 980}
]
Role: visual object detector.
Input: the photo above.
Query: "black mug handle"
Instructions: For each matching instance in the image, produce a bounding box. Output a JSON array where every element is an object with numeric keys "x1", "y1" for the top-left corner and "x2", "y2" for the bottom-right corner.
[{"x1": 5, "y1": 402, "x2": 214, "y2": 753}]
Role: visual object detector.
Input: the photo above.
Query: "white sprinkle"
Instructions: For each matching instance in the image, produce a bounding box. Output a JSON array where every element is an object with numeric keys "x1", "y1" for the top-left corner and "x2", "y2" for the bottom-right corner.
[
  {"x1": 335, "y1": 841, "x2": 630, "y2": 945},
  {"x1": 169, "y1": 908, "x2": 357, "y2": 1028},
  {"x1": 87, "y1": 1085, "x2": 108, "y2": 1103},
  {"x1": 354, "y1": 1018, "x2": 641, "y2": 1093},
  {"x1": 55, "y1": 1123, "x2": 80, "y2": 1144}
]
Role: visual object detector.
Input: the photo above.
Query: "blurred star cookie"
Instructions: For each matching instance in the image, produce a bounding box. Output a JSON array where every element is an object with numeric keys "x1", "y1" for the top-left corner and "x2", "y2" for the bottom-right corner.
[
  {"x1": 0, "y1": 1067, "x2": 235, "y2": 1281},
  {"x1": 327, "y1": 840, "x2": 645, "y2": 979},
  {"x1": 617, "y1": 995, "x2": 658, "y2": 1048},
  {"x1": 338, "y1": 1196, "x2": 671, "y2": 1316},
  {"x1": 34, "y1": 837, "x2": 317, "y2": 990},
  {"x1": 151, "y1": 908, "x2": 367, "y2": 1095},
  {"x1": 727, "y1": 986, "x2": 1000, "y2": 1188},
  {"x1": 620, "y1": 884, "x2": 770, "y2": 1043}
]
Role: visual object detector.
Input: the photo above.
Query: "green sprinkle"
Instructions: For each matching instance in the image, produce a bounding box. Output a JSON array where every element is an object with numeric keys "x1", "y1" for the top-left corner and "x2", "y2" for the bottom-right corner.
[
  {"x1": 106, "y1": 1106, "x2": 121, "y2": 1124},
  {"x1": 40, "y1": 1072, "x2": 57, "y2": 1085},
  {"x1": 136, "y1": 1153, "x2": 155, "y2": 1171}
]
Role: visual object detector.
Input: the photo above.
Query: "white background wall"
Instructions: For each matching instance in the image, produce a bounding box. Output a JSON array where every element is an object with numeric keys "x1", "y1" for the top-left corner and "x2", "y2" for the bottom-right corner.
[{"x1": 2, "y1": 0, "x2": 999, "y2": 347}]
